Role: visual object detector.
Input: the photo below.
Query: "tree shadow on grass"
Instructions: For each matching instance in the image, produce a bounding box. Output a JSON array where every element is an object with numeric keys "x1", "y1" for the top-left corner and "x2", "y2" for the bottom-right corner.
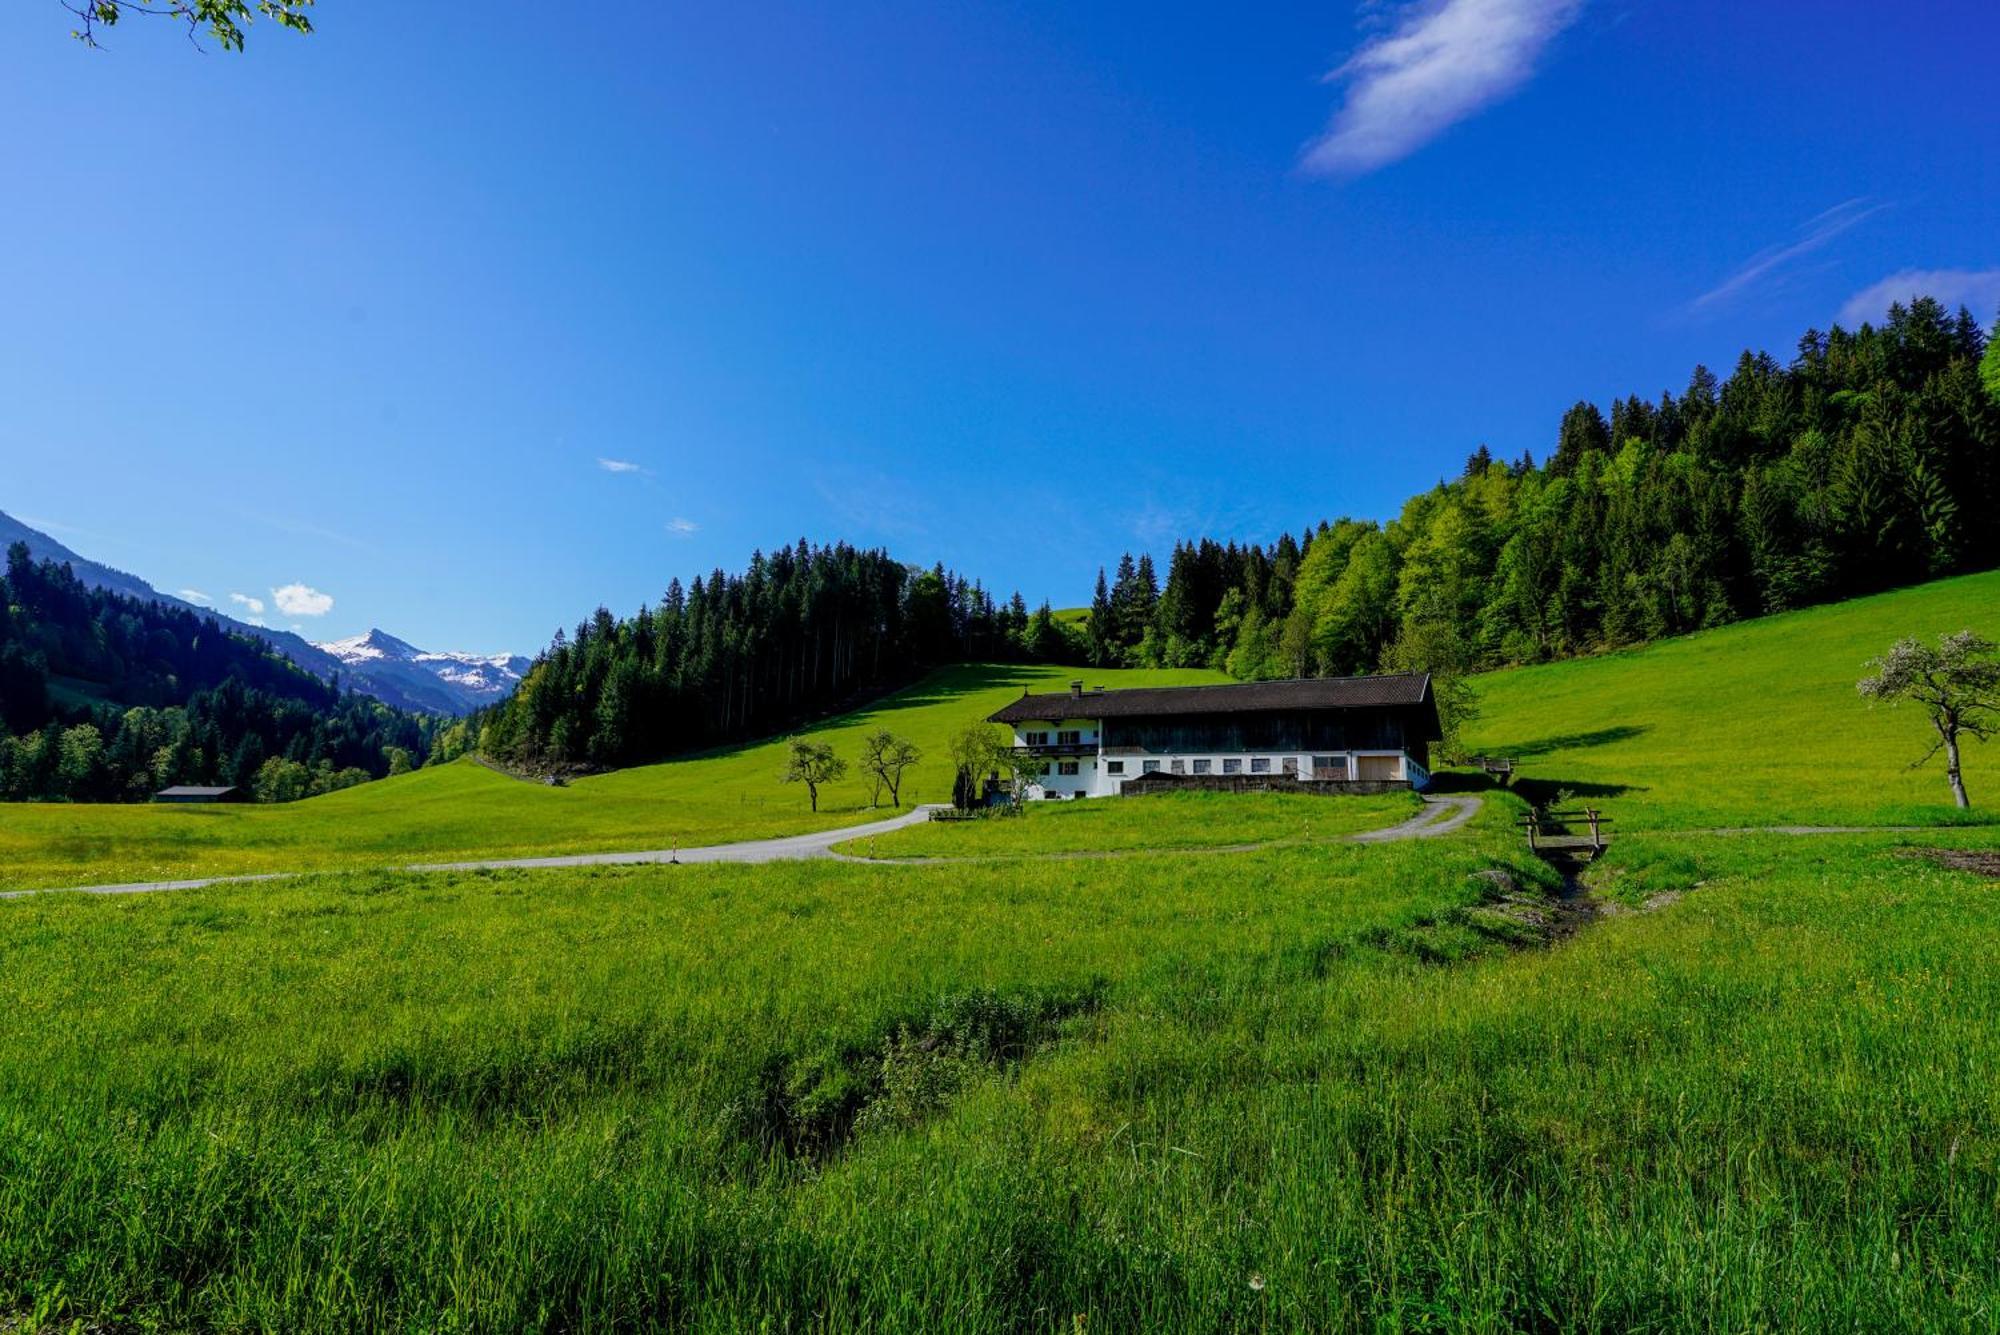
[
  {"x1": 1512, "y1": 777, "x2": 1640, "y2": 808},
  {"x1": 1499, "y1": 725, "x2": 1652, "y2": 760},
  {"x1": 1425, "y1": 770, "x2": 1505, "y2": 795},
  {"x1": 836, "y1": 663, "x2": 1053, "y2": 723}
]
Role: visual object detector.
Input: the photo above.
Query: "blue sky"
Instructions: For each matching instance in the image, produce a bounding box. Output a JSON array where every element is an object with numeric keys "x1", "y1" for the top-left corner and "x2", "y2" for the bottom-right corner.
[{"x1": 2, "y1": 1, "x2": 1995, "y2": 654}]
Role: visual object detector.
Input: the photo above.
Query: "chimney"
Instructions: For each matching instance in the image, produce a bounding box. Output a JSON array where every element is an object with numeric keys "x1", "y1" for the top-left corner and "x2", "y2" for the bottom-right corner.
[{"x1": 1069, "y1": 680, "x2": 1084, "y2": 702}]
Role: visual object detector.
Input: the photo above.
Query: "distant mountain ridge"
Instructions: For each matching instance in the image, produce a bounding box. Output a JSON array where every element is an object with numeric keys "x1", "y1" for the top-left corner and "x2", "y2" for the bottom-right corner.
[{"x1": 0, "y1": 510, "x2": 518, "y2": 716}]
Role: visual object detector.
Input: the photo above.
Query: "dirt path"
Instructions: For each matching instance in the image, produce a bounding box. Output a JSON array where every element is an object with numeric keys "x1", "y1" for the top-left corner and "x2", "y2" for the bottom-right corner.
[
  {"x1": 1, "y1": 796, "x2": 1485, "y2": 901},
  {"x1": 1352, "y1": 793, "x2": 1482, "y2": 842},
  {"x1": 1675, "y1": 824, "x2": 1935, "y2": 836}
]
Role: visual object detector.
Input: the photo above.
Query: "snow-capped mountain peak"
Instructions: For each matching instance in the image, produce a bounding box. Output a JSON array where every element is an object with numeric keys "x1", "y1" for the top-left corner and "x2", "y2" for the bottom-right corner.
[
  {"x1": 317, "y1": 628, "x2": 425, "y2": 662},
  {"x1": 316, "y1": 629, "x2": 529, "y2": 711}
]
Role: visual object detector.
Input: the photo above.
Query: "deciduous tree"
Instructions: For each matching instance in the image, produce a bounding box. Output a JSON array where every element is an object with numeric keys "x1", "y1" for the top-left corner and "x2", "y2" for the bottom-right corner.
[
  {"x1": 780, "y1": 737, "x2": 847, "y2": 812},
  {"x1": 1858, "y1": 630, "x2": 2000, "y2": 809},
  {"x1": 252, "y1": 756, "x2": 311, "y2": 804},
  {"x1": 858, "y1": 729, "x2": 920, "y2": 808},
  {"x1": 63, "y1": 0, "x2": 315, "y2": 50},
  {"x1": 1982, "y1": 324, "x2": 2000, "y2": 406}
]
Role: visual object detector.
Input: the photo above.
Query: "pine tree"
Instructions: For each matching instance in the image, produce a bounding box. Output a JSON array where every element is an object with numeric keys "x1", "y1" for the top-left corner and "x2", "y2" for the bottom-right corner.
[{"x1": 1087, "y1": 568, "x2": 1115, "y2": 667}]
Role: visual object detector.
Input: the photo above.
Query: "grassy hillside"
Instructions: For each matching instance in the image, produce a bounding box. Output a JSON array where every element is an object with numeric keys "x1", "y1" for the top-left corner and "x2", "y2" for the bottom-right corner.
[
  {"x1": 0, "y1": 662, "x2": 1225, "y2": 891},
  {"x1": 1465, "y1": 569, "x2": 2000, "y2": 829}
]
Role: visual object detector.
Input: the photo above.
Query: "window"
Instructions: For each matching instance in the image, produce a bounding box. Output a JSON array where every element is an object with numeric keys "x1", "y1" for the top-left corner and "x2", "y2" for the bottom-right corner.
[
  {"x1": 1056, "y1": 730, "x2": 1081, "y2": 746},
  {"x1": 1024, "y1": 731, "x2": 1049, "y2": 746},
  {"x1": 1192, "y1": 759, "x2": 1212, "y2": 775},
  {"x1": 1222, "y1": 758, "x2": 1242, "y2": 775},
  {"x1": 1143, "y1": 760, "x2": 1162, "y2": 774},
  {"x1": 1250, "y1": 757, "x2": 1271, "y2": 774},
  {"x1": 1106, "y1": 760, "x2": 1125, "y2": 775},
  {"x1": 1057, "y1": 761, "x2": 1080, "y2": 776},
  {"x1": 1170, "y1": 759, "x2": 1185, "y2": 774},
  {"x1": 1314, "y1": 756, "x2": 1344, "y2": 778}
]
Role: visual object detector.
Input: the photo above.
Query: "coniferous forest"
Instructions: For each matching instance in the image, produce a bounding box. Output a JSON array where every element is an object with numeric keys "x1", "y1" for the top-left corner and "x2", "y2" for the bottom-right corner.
[
  {"x1": 0, "y1": 545, "x2": 434, "y2": 802},
  {"x1": 470, "y1": 543, "x2": 1073, "y2": 772}
]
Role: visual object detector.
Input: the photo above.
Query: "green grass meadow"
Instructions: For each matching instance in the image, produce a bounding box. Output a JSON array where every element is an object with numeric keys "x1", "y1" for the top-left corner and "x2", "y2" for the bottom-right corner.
[
  {"x1": 834, "y1": 788, "x2": 1419, "y2": 858},
  {"x1": 7, "y1": 577, "x2": 2000, "y2": 1329}
]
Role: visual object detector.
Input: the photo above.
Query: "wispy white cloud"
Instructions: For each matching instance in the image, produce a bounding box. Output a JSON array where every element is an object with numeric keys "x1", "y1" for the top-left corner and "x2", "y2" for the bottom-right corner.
[
  {"x1": 813, "y1": 471, "x2": 933, "y2": 540},
  {"x1": 597, "y1": 457, "x2": 643, "y2": 475},
  {"x1": 1127, "y1": 500, "x2": 1199, "y2": 550},
  {"x1": 1302, "y1": 0, "x2": 1586, "y2": 176},
  {"x1": 272, "y1": 583, "x2": 334, "y2": 617},
  {"x1": 1691, "y1": 198, "x2": 1889, "y2": 311},
  {"x1": 226, "y1": 510, "x2": 375, "y2": 553},
  {"x1": 1838, "y1": 268, "x2": 2000, "y2": 328},
  {"x1": 229, "y1": 593, "x2": 265, "y2": 615},
  {"x1": 178, "y1": 588, "x2": 212, "y2": 604},
  {"x1": 16, "y1": 514, "x2": 130, "y2": 549},
  {"x1": 667, "y1": 517, "x2": 700, "y2": 537}
]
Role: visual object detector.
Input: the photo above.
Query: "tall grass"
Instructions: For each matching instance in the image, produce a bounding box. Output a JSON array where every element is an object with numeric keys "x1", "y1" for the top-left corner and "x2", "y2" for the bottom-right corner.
[{"x1": 5, "y1": 799, "x2": 1999, "y2": 1329}]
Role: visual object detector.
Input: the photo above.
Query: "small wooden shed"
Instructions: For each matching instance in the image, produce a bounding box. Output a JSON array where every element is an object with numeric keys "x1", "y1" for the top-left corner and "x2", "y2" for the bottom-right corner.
[{"x1": 153, "y1": 785, "x2": 243, "y2": 804}]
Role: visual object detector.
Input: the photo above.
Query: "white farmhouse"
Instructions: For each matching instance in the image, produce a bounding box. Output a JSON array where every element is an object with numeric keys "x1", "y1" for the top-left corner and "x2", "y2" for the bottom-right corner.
[{"x1": 984, "y1": 674, "x2": 1440, "y2": 800}]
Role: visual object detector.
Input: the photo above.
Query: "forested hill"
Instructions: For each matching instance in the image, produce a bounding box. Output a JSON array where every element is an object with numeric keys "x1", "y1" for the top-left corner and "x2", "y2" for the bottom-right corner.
[
  {"x1": 0, "y1": 545, "x2": 434, "y2": 802},
  {"x1": 1081, "y1": 298, "x2": 2000, "y2": 690},
  {"x1": 471, "y1": 543, "x2": 1079, "y2": 772}
]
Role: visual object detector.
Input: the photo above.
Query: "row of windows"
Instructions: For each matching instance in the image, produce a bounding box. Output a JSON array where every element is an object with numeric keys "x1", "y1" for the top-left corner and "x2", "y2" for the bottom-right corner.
[
  {"x1": 1094, "y1": 755, "x2": 1351, "y2": 777},
  {"x1": 1046, "y1": 755, "x2": 1360, "y2": 784},
  {"x1": 1022, "y1": 730, "x2": 1087, "y2": 746}
]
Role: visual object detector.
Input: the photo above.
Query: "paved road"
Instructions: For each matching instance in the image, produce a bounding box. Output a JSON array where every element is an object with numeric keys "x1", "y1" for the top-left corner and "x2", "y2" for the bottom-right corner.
[
  {"x1": 0, "y1": 805, "x2": 945, "y2": 901},
  {"x1": 3, "y1": 795, "x2": 1486, "y2": 900},
  {"x1": 408, "y1": 805, "x2": 945, "y2": 873}
]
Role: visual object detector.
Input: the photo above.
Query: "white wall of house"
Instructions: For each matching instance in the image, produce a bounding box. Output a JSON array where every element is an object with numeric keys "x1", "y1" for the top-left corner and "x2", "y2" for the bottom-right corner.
[
  {"x1": 1011, "y1": 718, "x2": 1103, "y2": 799},
  {"x1": 1008, "y1": 720, "x2": 1424, "y2": 799}
]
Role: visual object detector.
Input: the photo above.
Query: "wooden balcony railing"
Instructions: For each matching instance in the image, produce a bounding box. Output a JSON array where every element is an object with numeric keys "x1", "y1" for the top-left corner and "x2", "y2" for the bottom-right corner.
[{"x1": 1013, "y1": 742, "x2": 1098, "y2": 758}]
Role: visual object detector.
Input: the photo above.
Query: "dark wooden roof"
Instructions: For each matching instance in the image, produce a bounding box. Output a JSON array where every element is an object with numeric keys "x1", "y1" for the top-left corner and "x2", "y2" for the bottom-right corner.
[{"x1": 988, "y1": 673, "x2": 1435, "y2": 726}]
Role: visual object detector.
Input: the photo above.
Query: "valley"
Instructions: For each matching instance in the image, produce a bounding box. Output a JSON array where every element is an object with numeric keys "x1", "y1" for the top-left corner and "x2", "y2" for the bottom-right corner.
[{"x1": 7, "y1": 10, "x2": 2000, "y2": 1325}]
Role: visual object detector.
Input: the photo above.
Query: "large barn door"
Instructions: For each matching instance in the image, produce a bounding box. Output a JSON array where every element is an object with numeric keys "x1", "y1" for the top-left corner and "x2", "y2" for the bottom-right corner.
[{"x1": 1356, "y1": 754, "x2": 1399, "y2": 782}]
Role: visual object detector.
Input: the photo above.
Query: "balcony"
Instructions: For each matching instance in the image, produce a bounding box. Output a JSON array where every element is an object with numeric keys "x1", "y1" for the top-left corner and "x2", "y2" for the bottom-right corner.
[{"x1": 1013, "y1": 742, "x2": 1098, "y2": 758}]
